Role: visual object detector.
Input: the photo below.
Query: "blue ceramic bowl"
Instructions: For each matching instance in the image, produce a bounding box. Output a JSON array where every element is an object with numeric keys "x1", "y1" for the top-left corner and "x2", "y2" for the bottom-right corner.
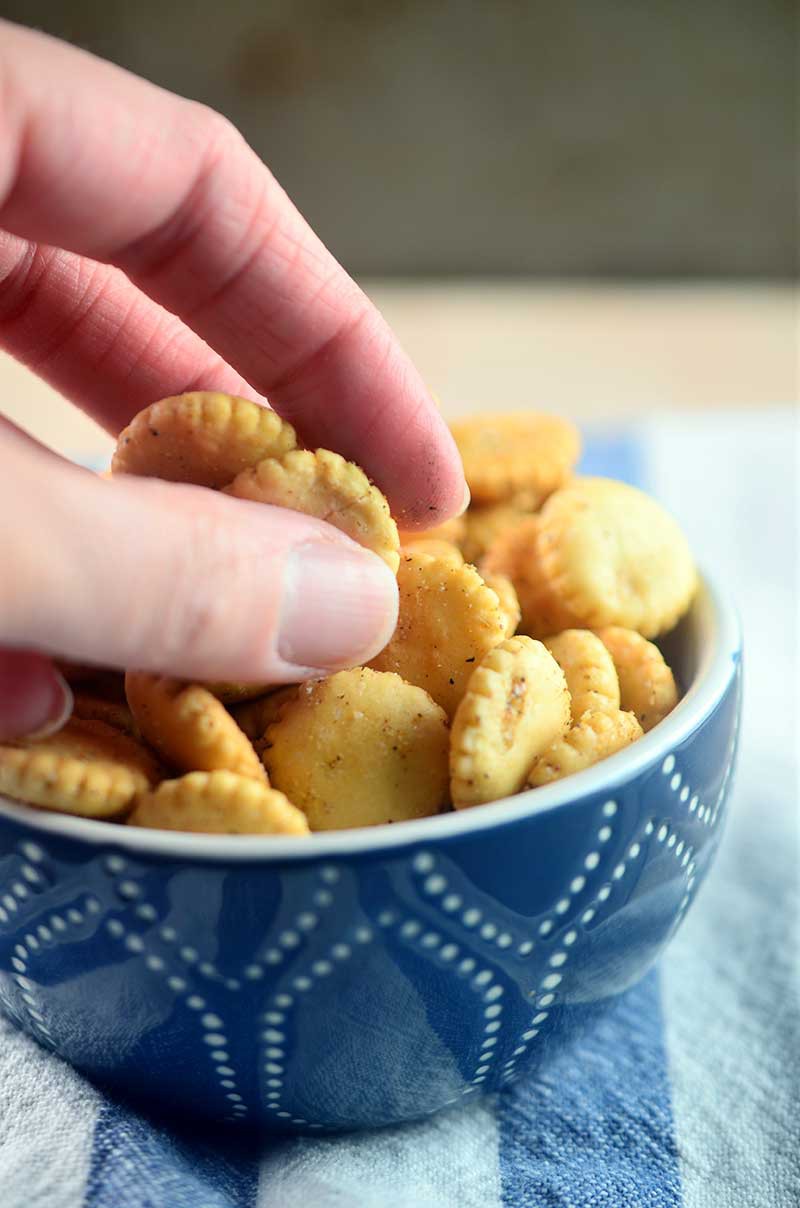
[{"x1": 0, "y1": 574, "x2": 741, "y2": 1133}]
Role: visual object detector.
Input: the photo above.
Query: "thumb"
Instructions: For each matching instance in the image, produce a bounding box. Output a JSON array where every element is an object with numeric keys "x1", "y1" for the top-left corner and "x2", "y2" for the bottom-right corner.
[{"x1": 1, "y1": 423, "x2": 398, "y2": 695}]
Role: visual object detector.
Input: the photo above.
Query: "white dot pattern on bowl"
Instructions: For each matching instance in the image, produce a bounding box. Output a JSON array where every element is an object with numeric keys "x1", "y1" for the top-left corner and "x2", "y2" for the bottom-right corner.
[{"x1": 0, "y1": 689, "x2": 741, "y2": 1127}]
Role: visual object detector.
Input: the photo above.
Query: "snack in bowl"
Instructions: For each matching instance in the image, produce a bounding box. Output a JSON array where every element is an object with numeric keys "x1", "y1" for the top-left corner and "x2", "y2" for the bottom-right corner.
[
  {"x1": 0, "y1": 397, "x2": 740, "y2": 1136},
  {"x1": 0, "y1": 397, "x2": 694, "y2": 836}
]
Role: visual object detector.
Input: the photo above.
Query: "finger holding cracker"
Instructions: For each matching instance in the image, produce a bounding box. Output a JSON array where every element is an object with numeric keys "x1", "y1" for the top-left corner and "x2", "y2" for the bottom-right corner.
[{"x1": 225, "y1": 448, "x2": 400, "y2": 573}]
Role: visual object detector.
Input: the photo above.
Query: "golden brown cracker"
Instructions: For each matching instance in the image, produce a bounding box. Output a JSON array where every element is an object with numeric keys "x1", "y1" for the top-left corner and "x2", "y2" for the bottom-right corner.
[
  {"x1": 129, "y1": 770, "x2": 309, "y2": 835},
  {"x1": 263, "y1": 668, "x2": 449, "y2": 830},
  {"x1": 225, "y1": 448, "x2": 400, "y2": 573},
  {"x1": 526, "y1": 708, "x2": 643, "y2": 787},
  {"x1": 450, "y1": 412, "x2": 580, "y2": 504},
  {"x1": 450, "y1": 637, "x2": 571, "y2": 808},
  {"x1": 125, "y1": 673, "x2": 266, "y2": 782},
  {"x1": 543, "y1": 629, "x2": 620, "y2": 721},
  {"x1": 483, "y1": 516, "x2": 581, "y2": 637},
  {"x1": 595, "y1": 627, "x2": 679, "y2": 732},
  {"x1": 0, "y1": 719, "x2": 162, "y2": 818},
  {"x1": 112, "y1": 393, "x2": 296, "y2": 488},
  {"x1": 481, "y1": 572, "x2": 521, "y2": 638},
  {"x1": 534, "y1": 478, "x2": 697, "y2": 637},
  {"x1": 368, "y1": 552, "x2": 508, "y2": 717}
]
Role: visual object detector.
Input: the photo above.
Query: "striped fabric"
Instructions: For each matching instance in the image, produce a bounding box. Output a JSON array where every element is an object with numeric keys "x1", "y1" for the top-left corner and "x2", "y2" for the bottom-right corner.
[{"x1": 0, "y1": 412, "x2": 797, "y2": 1208}]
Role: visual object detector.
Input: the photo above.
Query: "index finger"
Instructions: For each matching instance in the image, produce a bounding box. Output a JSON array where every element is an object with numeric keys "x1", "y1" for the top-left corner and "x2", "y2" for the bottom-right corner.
[{"x1": 0, "y1": 21, "x2": 465, "y2": 525}]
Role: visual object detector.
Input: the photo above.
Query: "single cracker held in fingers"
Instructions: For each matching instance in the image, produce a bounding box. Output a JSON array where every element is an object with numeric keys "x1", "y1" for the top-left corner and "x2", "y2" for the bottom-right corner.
[
  {"x1": 534, "y1": 478, "x2": 697, "y2": 637},
  {"x1": 449, "y1": 412, "x2": 581, "y2": 505},
  {"x1": 527, "y1": 708, "x2": 643, "y2": 787},
  {"x1": 483, "y1": 516, "x2": 581, "y2": 637},
  {"x1": 263, "y1": 668, "x2": 449, "y2": 830},
  {"x1": 0, "y1": 719, "x2": 162, "y2": 818},
  {"x1": 225, "y1": 448, "x2": 400, "y2": 573},
  {"x1": 481, "y1": 572, "x2": 521, "y2": 638},
  {"x1": 368, "y1": 552, "x2": 508, "y2": 717},
  {"x1": 544, "y1": 629, "x2": 620, "y2": 721},
  {"x1": 129, "y1": 771, "x2": 309, "y2": 835},
  {"x1": 125, "y1": 674, "x2": 266, "y2": 782},
  {"x1": 112, "y1": 393, "x2": 296, "y2": 487},
  {"x1": 595, "y1": 627, "x2": 679, "y2": 732},
  {"x1": 450, "y1": 637, "x2": 571, "y2": 808}
]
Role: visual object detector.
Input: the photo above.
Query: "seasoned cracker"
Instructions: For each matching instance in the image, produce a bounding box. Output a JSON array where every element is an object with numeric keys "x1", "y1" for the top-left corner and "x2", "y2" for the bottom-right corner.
[
  {"x1": 481, "y1": 571, "x2": 521, "y2": 638},
  {"x1": 112, "y1": 393, "x2": 296, "y2": 487},
  {"x1": 544, "y1": 629, "x2": 620, "y2": 721},
  {"x1": 129, "y1": 770, "x2": 309, "y2": 835},
  {"x1": 450, "y1": 412, "x2": 580, "y2": 504},
  {"x1": 225, "y1": 448, "x2": 400, "y2": 572},
  {"x1": 368, "y1": 552, "x2": 508, "y2": 717},
  {"x1": 400, "y1": 537, "x2": 464, "y2": 564},
  {"x1": 450, "y1": 637, "x2": 571, "y2": 808},
  {"x1": 0, "y1": 719, "x2": 162, "y2": 818},
  {"x1": 527, "y1": 708, "x2": 643, "y2": 787},
  {"x1": 263, "y1": 668, "x2": 449, "y2": 830},
  {"x1": 595, "y1": 627, "x2": 679, "y2": 732},
  {"x1": 534, "y1": 478, "x2": 697, "y2": 637},
  {"x1": 125, "y1": 673, "x2": 266, "y2": 782},
  {"x1": 483, "y1": 516, "x2": 580, "y2": 637}
]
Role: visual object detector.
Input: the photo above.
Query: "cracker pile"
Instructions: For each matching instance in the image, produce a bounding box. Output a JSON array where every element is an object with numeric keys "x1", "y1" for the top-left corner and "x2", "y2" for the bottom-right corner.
[{"x1": 0, "y1": 397, "x2": 692, "y2": 834}]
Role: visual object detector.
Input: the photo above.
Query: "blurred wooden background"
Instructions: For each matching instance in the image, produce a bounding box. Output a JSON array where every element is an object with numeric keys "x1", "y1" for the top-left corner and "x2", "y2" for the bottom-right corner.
[{"x1": 1, "y1": 1, "x2": 794, "y2": 278}]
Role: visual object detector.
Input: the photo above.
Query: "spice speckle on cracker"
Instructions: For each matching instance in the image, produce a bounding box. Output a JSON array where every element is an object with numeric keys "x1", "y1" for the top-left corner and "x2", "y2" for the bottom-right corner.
[
  {"x1": 263, "y1": 668, "x2": 449, "y2": 830},
  {"x1": 368, "y1": 552, "x2": 508, "y2": 718}
]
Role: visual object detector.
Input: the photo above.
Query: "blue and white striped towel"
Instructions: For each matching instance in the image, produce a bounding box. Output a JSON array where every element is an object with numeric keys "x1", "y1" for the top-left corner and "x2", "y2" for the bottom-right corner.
[{"x1": 1, "y1": 410, "x2": 797, "y2": 1208}]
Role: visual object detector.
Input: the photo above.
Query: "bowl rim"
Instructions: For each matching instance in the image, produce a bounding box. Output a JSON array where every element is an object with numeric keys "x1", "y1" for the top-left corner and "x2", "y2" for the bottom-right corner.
[{"x1": 0, "y1": 569, "x2": 741, "y2": 862}]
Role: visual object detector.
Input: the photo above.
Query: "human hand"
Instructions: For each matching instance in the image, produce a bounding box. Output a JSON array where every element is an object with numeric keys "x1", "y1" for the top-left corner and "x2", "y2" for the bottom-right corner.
[{"x1": 0, "y1": 21, "x2": 466, "y2": 740}]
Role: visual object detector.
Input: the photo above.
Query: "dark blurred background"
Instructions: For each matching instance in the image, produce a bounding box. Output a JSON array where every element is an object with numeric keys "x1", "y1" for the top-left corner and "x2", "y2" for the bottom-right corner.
[{"x1": 1, "y1": 1, "x2": 795, "y2": 277}]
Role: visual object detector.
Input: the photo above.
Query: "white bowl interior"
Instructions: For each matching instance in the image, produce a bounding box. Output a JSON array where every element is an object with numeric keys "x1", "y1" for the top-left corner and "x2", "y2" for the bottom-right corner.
[{"x1": 0, "y1": 570, "x2": 739, "y2": 861}]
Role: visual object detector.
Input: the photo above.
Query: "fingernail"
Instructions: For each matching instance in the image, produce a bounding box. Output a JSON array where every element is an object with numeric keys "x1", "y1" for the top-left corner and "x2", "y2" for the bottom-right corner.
[
  {"x1": 458, "y1": 481, "x2": 471, "y2": 516},
  {"x1": 278, "y1": 542, "x2": 399, "y2": 670},
  {"x1": 23, "y1": 671, "x2": 74, "y2": 741}
]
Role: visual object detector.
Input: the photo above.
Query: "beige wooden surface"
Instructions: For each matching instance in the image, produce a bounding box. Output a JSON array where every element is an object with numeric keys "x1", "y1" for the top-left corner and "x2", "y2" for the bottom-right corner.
[{"x1": 1, "y1": 282, "x2": 795, "y2": 462}]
